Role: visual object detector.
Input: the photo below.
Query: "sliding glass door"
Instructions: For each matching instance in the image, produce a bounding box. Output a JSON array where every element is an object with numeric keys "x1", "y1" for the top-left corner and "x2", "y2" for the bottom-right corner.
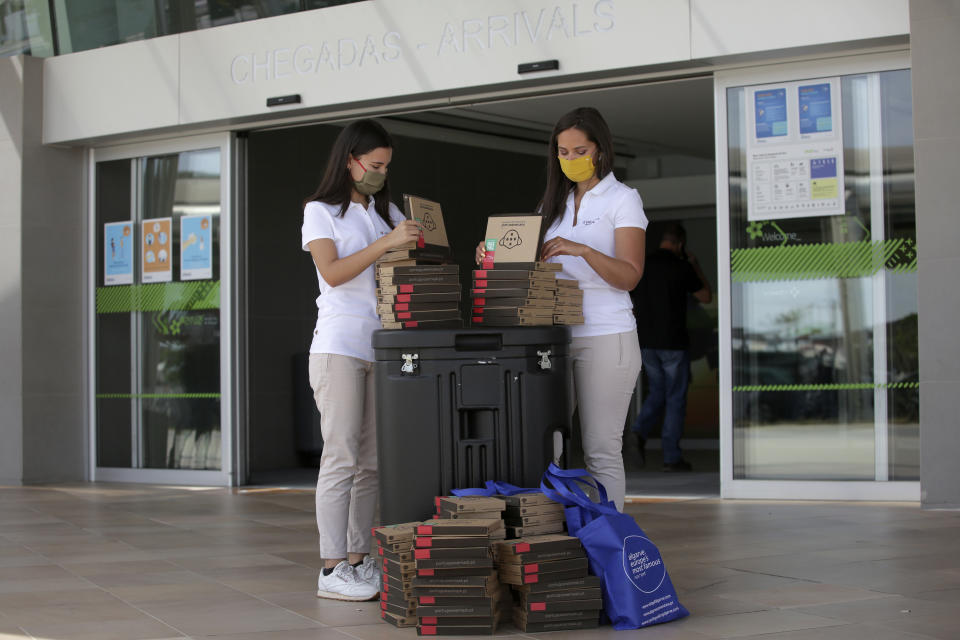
[
  {"x1": 91, "y1": 134, "x2": 234, "y2": 484},
  {"x1": 716, "y1": 53, "x2": 919, "y2": 500}
]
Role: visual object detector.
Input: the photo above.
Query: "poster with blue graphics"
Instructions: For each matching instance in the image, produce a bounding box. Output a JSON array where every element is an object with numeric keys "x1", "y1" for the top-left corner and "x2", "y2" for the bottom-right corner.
[
  {"x1": 746, "y1": 77, "x2": 844, "y2": 221},
  {"x1": 798, "y1": 83, "x2": 833, "y2": 134},
  {"x1": 180, "y1": 215, "x2": 213, "y2": 281},
  {"x1": 754, "y1": 87, "x2": 788, "y2": 138},
  {"x1": 104, "y1": 221, "x2": 134, "y2": 285}
]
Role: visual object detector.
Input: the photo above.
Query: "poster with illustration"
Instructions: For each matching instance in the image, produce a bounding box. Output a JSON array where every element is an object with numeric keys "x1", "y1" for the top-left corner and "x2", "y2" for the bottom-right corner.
[
  {"x1": 104, "y1": 221, "x2": 134, "y2": 285},
  {"x1": 745, "y1": 77, "x2": 844, "y2": 221},
  {"x1": 180, "y1": 215, "x2": 213, "y2": 281},
  {"x1": 142, "y1": 217, "x2": 172, "y2": 283}
]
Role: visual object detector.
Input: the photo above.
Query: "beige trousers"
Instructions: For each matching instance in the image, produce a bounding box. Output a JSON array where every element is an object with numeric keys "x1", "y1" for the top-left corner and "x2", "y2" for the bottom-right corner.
[
  {"x1": 309, "y1": 353, "x2": 378, "y2": 559},
  {"x1": 568, "y1": 330, "x2": 642, "y2": 510}
]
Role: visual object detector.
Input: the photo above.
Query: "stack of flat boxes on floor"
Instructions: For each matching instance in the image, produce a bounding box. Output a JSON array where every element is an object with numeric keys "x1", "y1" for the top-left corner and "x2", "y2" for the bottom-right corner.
[
  {"x1": 376, "y1": 195, "x2": 462, "y2": 330},
  {"x1": 497, "y1": 532, "x2": 602, "y2": 632},
  {"x1": 413, "y1": 497, "x2": 510, "y2": 635},
  {"x1": 375, "y1": 522, "x2": 420, "y2": 628},
  {"x1": 470, "y1": 214, "x2": 583, "y2": 327}
]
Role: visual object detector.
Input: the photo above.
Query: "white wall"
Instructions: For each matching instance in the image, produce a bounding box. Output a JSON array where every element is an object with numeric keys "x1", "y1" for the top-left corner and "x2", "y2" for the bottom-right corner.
[{"x1": 42, "y1": 0, "x2": 909, "y2": 145}]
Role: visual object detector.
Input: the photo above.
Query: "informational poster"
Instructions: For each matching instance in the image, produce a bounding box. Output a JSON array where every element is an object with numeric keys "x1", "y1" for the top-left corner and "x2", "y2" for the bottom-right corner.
[
  {"x1": 180, "y1": 214, "x2": 213, "y2": 281},
  {"x1": 746, "y1": 77, "x2": 844, "y2": 221},
  {"x1": 142, "y1": 217, "x2": 172, "y2": 283},
  {"x1": 104, "y1": 221, "x2": 134, "y2": 285}
]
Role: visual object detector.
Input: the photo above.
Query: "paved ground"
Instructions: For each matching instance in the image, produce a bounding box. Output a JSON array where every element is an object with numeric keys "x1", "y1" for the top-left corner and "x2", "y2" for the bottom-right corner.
[{"x1": 1, "y1": 483, "x2": 958, "y2": 639}]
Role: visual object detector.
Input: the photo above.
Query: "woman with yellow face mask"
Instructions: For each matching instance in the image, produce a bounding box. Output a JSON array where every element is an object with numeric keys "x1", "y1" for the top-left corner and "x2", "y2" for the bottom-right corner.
[{"x1": 477, "y1": 107, "x2": 647, "y2": 509}]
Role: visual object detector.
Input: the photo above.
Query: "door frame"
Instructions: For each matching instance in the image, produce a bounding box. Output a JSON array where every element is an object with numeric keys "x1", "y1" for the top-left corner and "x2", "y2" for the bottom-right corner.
[
  {"x1": 714, "y1": 50, "x2": 920, "y2": 500},
  {"x1": 88, "y1": 132, "x2": 235, "y2": 485}
]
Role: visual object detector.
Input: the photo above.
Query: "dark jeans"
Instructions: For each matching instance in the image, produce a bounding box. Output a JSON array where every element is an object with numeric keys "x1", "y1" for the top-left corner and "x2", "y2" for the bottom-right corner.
[{"x1": 630, "y1": 349, "x2": 690, "y2": 464}]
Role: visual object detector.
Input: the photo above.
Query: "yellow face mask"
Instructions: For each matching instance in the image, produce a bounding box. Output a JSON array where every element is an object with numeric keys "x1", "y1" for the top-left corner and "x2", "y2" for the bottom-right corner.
[{"x1": 558, "y1": 154, "x2": 596, "y2": 183}]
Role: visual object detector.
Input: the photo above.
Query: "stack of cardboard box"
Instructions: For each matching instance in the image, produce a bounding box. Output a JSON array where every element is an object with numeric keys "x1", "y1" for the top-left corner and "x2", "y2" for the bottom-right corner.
[
  {"x1": 374, "y1": 522, "x2": 420, "y2": 628},
  {"x1": 412, "y1": 516, "x2": 511, "y2": 635},
  {"x1": 496, "y1": 534, "x2": 602, "y2": 632},
  {"x1": 470, "y1": 214, "x2": 562, "y2": 327},
  {"x1": 501, "y1": 492, "x2": 566, "y2": 538},
  {"x1": 553, "y1": 278, "x2": 585, "y2": 326},
  {"x1": 377, "y1": 263, "x2": 461, "y2": 329},
  {"x1": 376, "y1": 195, "x2": 461, "y2": 330}
]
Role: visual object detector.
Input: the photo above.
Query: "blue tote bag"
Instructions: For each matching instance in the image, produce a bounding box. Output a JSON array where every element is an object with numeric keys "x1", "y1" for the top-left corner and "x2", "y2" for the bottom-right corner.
[{"x1": 541, "y1": 464, "x2": 689, "y2": 630}]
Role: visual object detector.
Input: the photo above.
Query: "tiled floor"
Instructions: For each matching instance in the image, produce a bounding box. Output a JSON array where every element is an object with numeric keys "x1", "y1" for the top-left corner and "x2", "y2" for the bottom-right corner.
[{"x1": 1, "y1": 484, "x2": 958, "y2": 639}]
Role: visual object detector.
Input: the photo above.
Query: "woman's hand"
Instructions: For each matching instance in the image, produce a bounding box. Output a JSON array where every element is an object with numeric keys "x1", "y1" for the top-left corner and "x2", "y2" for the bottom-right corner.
[
  {"x1": 384, "y1": 219, "x2": 422, "y2": 249},
  {"x1": 541, "y1": 236, "x2": 590, "y2": 261},
  {"x1": 475, "y1": 241, "x2": 486, "y2": 265}
]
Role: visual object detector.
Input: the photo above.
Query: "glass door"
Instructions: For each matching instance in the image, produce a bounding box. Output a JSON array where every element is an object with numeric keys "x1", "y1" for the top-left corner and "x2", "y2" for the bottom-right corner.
[
  {"x1": 715, "y1": 53, "x2": 919, "y2": 500},
  {"x1": 90, "y1": 134, "x2": 233, "y2": 484}
]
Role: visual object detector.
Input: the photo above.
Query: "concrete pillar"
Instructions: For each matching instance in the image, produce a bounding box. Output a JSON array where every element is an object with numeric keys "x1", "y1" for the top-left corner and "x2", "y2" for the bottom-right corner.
[
  {"x1": 0, "y1": 55, "x2": 86, "y2": 484},
  {"x1": 911, "y1": 1, "x2": 960, "y2": 508}
]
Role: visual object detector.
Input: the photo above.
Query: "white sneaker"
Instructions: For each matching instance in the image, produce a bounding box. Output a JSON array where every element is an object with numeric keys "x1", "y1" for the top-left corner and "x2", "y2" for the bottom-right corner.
[
  {"x1": 316, "y1": 561, "x2": 378, "y2": 601},
  {"x1": 354, "y1": 555, "x2": 381, "y2": 594}
]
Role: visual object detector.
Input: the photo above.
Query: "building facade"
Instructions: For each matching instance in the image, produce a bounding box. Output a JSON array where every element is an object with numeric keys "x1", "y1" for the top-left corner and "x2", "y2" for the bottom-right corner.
[{"x1": 1, "y1": 0, "x2": 957, "y2": 507}]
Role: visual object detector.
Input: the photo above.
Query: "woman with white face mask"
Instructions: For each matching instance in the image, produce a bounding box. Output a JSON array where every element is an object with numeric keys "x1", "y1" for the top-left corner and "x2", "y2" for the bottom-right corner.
[
  {"x1": 476, "y1": 107, "x2": 647, "y2": 510},
  {"x1": 301, "y1": 119, "x2": 420, "y2": 601}
]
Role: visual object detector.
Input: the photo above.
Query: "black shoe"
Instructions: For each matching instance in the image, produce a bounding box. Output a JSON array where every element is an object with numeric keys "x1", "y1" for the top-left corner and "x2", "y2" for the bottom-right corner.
[
  {"x1": 662, "y1": 459, "x2": 692, "y2": 472},
  {"x1": 636, "y1": 436, "x2": 646, "y2": 467}
]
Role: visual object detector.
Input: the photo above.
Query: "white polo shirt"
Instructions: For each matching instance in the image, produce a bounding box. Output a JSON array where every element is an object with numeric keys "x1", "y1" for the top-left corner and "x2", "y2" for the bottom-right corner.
[
  {"x1": 543, "y1": 172, "x2": 649, "y2": 338},
  {"x1": 301, "y1": 199, "x2": 405, "y2": 361}
]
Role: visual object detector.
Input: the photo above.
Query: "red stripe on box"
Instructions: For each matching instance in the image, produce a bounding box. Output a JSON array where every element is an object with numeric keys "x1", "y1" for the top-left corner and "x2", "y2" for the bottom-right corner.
[
  {"x1": 382, "y1": 582, "x2": 390, "y2": 592},
  {"x1": 398, "y1": 312, "x2": 411, "y2": 320},
  {"x1": 407, "y1": 321, "x2": 419, "y2": 327},
  {"x1": 531, "y1": 602, "x2": 547, "y2": 611},
  {"x1": 475, "y1": 270, "x2": 488, "y2": 277},
  {"x1": 419, "y1": 569, "x2": 435, "y2": 576},
  {"x1": 421, "y1": 626, "x2": 437, "y2": 635},
  {"x1": 474, "y1": 298, "x2": 486, "y2": 305},
  {"x1": 395, "y1": 303, "x2": 409, "y2": 311},
  {"x1": 472, "y1": 317, "x2": 484, "y2": 323},
  {"x1": 524, "y1": 574, "x2": 539, "y2": 584},
  {"x1": 397, "y1": 294, "x2": 411, "y2": 302},
  {"x1": 380, "y1": 601, "x2": 388, "y2": 610},
  {"x1": 475, "y1": 279, "x2": 488, "y2": 287},
  {"x1": 515, "y1": 543, "x2": 531, "y2": 552},
  {"x1": 420, "y1": 596, "x2": 435, "y2": 604},
  {"x1": 378, "y1": 547, "x2": 384, "y2": 556},
  {"x1": 525, "y1": 564, "x2": 538, "y2": 573},
  {"x1": 417, "y1": 234, "x2": 425, "y2": 248},
  {"x1": 414, "y1": 549, "x2": 430, "y2": 559},
  {"x1": 434, "y1": 496, "x2": 441, "y2": 506},
  {"x1": 399, "y1": 284, "x2": 413, "y2": 293},
  {"x1": 417, "y1": 526, "x2": 433, "y2": 534},
  {"x1": 422, "y1": 617, "x2": 438, "y2": 624},
  {"x1": 416, "y1": 537, "x2": 433, "y2": 547}
]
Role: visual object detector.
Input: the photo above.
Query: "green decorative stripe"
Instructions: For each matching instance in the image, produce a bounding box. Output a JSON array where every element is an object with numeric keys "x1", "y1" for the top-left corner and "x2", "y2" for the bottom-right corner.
[
  {"x1": 96, "y1": 281, "x2": 220, "y2": 313},
  {"x1": 733, "y1": 382, "x2": 919, "y2": 392},
  {"x1": 96, "y1": 393, "x2": 221, "y2": 399},
  {"x1": 731, "y1": 239, "x2": 917, "y2": 282}
]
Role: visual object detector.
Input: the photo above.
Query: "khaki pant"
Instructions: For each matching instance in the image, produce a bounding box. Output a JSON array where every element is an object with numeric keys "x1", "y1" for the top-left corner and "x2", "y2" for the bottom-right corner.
[
  {"x1": 309, "y1": 353, "x2": 378, "y2": 559},
  {"x1": 568, "y1": 330, "x2": 642, "y2": 510}
]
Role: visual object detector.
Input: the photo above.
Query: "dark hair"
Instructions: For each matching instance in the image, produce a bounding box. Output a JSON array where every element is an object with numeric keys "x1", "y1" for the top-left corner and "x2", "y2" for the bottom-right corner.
[
  {"x1": 304, "y1": 119, "x2": 396, "y2": 228},
  {"x1": 538, "y1": 107, "x2": 616, "y2": 235},
  {"x1": 661, "y1": 223, "x2": 686, "y2": 245}
]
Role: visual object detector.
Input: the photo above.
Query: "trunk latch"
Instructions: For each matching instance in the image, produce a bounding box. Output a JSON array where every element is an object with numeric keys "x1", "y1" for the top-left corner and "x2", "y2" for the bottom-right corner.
[{"x1": 401, "y1": 353, "x2": 419, "y2": 375}]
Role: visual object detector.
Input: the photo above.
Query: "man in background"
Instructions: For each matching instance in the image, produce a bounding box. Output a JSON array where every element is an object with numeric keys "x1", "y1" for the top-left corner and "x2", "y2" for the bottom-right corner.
[{"x1": 630, "y1": 223, "x2": 712, "y2": 471}]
